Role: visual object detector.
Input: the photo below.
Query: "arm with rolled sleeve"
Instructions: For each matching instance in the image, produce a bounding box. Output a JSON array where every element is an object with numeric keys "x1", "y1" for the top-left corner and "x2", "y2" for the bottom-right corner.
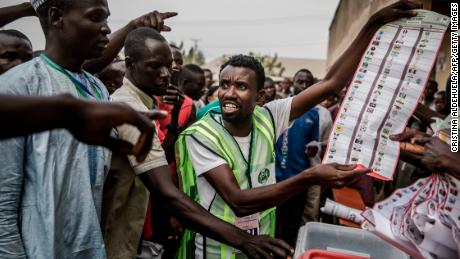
[{"x1": 116, "y1": 122, "x2": 168, "y2": 174}]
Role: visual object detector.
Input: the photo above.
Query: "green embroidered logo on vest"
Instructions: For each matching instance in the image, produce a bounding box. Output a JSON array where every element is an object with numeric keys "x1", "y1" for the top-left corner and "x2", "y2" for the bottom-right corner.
[{"x1": 258, "y1": 168, "x2": 270, "y2": 184}]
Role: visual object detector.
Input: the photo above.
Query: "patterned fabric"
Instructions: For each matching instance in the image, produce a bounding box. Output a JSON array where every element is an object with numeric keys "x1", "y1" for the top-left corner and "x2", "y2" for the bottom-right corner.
[{"x1": 30, "y1": 0, "x2": 48, "y2": 10}]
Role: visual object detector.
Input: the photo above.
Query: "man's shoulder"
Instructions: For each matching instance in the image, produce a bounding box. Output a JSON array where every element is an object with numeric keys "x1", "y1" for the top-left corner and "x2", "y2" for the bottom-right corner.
[
  {"x1": 111, "y1": 86, "x2": 147, "y2": 112},
  {"x1": 263, "y1": 97, "x2": 292, "y2": 110},
  {"x1": 0, "y1": 58, "x2": 50, "y2": 95}
]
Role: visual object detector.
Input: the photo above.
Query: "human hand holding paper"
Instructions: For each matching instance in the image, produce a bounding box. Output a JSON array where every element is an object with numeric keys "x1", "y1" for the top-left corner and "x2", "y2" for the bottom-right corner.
[{"x1": 307, "y1": 163, "x2": 371, "y2": 188}]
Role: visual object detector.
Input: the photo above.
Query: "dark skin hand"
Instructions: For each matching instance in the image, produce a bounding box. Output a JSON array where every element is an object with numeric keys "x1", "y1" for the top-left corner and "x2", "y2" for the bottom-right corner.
[
  {"x1": 391, "y1": 130, "x2": 460, "y2": 179},
  {"x1": 390, "y1": 128, "x2": 430, "y2": 167},
  {"x1": 83, "y1": 11, "x2": 177, "y2": 74},
  {"x1": 390, "y1": 127, "x2": 431, "y2": 144},
  {"x1": 0, "y1": 2, "x2": 36, "y2": 28},
  {"x1": 0, "y1": 94, "x2": 167, "y2": 162},
  {"x1": 205, "y1": 163, "x2": 370, "y2": 217},
  {"x1": 135, "y1": 165, "x2": 293, "y2": 258},
  {"x1": 159, "y1": 85, "x2": 187, "y2": 162},
  {"x1": 289, "y1": 0, "x2": 420, "y2": 121},
  {"x1": 418, "y1": 137, "x2": 460, "y2": 180},
  {"x1": 413, "y1": 102, "x2": 446, "y2": 129}
]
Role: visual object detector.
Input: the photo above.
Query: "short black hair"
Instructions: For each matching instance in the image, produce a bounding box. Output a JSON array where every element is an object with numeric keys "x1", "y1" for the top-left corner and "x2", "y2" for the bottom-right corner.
[
  {"x1": 293, "y1": 68, "x2": 313, "y2": 80},
  {"x1": 265, "y1": 77, "x2": 274, "y2": 83},
  {"x1": 183, "y1": 64, "x2": 204, "y2": 75},
  {"x1": 202, "y1": 68, "x2": 212, "y2": 74},
  {"x1": 220, "y1": 54, "x2": 265, "y2": 91},
  {"x1": 36, "y1": 0, "x2": 77, "y2": 32},
  {"x1": 0, "y1": 29, "x2": 32, "y2": 46},
  {"x1": 124, "y1": 27, "x2": 167, "y2": 60}
]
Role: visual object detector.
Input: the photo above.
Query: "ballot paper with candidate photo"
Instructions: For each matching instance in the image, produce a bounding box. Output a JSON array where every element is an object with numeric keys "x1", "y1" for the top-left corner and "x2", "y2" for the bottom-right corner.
[{"x1": 323, "y1": 9, "x2": 450, "y2": 180}]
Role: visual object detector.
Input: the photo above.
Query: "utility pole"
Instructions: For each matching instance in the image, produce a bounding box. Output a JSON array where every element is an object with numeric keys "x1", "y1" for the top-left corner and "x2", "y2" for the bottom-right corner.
[{"x1": 191, "y1": 38, "x2": 201, "y2": 63}]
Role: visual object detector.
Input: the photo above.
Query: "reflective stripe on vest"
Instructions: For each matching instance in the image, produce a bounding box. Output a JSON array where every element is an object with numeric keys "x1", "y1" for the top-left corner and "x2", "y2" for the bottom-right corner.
[{"x1": 175, "y1": 106, "x2": 276, "y2": 259}]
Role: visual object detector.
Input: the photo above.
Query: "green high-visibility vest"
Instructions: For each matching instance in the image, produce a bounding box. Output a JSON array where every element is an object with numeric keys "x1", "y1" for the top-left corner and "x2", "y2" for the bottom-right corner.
[{"x1": 175, "y1": 106, "x2": 277, "y2": 259}]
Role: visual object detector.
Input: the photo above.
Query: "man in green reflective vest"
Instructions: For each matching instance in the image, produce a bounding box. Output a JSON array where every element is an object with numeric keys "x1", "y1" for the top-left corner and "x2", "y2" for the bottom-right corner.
[{"x1": 176, "y1": 1, "x2": 420, "y2": 258}]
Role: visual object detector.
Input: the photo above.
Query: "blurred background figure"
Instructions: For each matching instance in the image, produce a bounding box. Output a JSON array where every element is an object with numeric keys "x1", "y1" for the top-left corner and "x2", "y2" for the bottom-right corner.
[
  {"x1": 278, "y1": 77, "x2": 292, "y2": 98},
  {"x1": 178, "y1": 64, "x2": 206, "y2": 110},
  {"x1": 95, "y1": 58, "x2": 126, "y2": 94},
  {"x1": 0, "y1": 29, "x2": 32, "y2": 75},
  {"x1": 204, "y1": 85, "x2": 219, "y2": 105},
  {"x1": 203, "y1": 68, "x2": 214, "y2": 89},
  {"x1": 422, "y1": 79, "x2": 438, "y2": 111},
  {"x1": 263, "y1": 77, "x2": 280, "y2": 103},
  {"x1": 433, "y1": 90, "x2": 448, "y2": 115}
]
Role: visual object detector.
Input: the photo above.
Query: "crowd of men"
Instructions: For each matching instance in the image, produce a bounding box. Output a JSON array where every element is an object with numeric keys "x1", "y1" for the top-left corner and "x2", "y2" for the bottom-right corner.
[{"x1": 0, "y1": 0, "x2": 458, "y2": 258}]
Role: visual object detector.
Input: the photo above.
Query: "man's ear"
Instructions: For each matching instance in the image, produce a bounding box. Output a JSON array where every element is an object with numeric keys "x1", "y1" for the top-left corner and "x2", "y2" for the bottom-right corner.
[{"x1": 48, "y1": 7, "x2": 64, "y2": 29}]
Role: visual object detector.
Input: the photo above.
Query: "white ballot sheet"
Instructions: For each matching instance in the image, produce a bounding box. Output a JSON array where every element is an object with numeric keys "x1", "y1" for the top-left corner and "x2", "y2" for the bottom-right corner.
[
  {"x1": 323, "y1": 10, "x2": 450, "y2": 180},
  {"x1": 361, "y1": 116, "x2": 460, "y2": 258}
]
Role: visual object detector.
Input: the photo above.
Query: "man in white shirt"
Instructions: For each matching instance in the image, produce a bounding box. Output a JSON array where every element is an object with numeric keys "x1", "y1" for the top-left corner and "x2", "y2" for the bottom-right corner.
[{"x1": 176, "y1": 2, "x2": 420, "y2": 257}]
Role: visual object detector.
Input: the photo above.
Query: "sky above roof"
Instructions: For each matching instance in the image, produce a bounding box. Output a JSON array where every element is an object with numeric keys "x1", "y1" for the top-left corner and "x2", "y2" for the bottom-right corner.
[{"x1": 1, "y1": 0, "x2": 339, "y2": 62}]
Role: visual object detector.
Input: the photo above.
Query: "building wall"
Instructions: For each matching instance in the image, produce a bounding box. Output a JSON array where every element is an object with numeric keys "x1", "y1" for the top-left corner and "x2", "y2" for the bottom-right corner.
[{"x1": 327, "y1": 0, "x2": 453, "y2": 88}]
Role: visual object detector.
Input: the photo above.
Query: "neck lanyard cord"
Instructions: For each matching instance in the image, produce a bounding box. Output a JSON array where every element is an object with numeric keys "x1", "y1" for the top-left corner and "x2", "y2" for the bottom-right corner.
[
  {"x1": 219, "y1": 113, "x2": 256, "y2": 188},
  {"x1": 41, "y1": 54, "x2": 103, "y2": 100}
]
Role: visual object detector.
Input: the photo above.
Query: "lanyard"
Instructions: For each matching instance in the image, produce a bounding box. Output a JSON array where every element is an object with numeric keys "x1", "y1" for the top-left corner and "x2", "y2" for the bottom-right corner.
[
  {"x1": 40, "y1": 54, "x2": 103, "y2": 100},
  {"x1": 218, "y1": 113, "x2": 256, "y2": 188},
  {"x1": 246, "y1": 131, "x2": 256, "y2": 188}
]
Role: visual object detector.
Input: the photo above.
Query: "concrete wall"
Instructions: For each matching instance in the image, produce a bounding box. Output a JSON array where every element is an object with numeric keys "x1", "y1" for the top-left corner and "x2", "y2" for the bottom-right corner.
[{"x1": 327, "y1": 0, "x2": 453, "y2": 88}]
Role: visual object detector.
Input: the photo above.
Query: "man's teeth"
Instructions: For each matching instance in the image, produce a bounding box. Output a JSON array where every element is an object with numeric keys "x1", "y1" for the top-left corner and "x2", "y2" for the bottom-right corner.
[
  {"x1": 223, "y1": 103, "x2": 238, "y2": 112},
  {"x1": 224, "y1": 103, "x2": 237, "y2": 108}
]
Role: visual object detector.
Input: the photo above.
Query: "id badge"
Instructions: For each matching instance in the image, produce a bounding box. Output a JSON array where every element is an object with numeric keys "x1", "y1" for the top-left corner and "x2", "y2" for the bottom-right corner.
[
  {"x1": 235, "y1": 213, "x2": 260, "y2": 236},
  {"x1": 250, "y1": 163, "x2": 275, "y2": 188},
  {"x1": 233, "y1": 213, "x2": 260, "y2": 254}
]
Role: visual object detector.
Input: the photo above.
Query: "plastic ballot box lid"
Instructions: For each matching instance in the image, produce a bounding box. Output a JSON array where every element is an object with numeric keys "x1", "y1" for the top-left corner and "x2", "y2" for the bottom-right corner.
[{"x1": 299, "y1": 249, "x2": 371, "y2": 259}]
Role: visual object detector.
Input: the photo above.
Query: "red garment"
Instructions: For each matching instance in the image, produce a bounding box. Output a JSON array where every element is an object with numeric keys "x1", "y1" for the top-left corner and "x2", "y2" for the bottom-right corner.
[
  {"x1": 157, "y1": 95, "x2": 194, "y2": 134},
  {"x1": 143, "y1": 95, "x2": 194, "y2": 240},
  {"x1": 155, "y1": 120, "x2": 165, "y2": 143}
]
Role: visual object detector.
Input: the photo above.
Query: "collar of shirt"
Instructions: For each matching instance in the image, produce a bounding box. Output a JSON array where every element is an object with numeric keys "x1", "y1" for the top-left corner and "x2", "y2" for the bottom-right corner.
[{"x1": 122, "y1": 77, "x2": 155, "y2": 109}]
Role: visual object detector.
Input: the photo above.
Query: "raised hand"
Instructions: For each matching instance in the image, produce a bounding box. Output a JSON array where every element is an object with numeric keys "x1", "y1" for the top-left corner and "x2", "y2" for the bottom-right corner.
[
  {"x1": 130, "y1": 11, "x2": 178, "y2": 32},
  {"x1": 369, "y1": 0, "x2": 421, "y2": 25},
  {"x1": 162, "y1": 85, "x2": 185, "y2": 109}
]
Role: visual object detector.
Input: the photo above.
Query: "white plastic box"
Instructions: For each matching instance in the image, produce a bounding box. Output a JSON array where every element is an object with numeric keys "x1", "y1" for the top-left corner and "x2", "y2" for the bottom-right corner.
[{"x1": 294, "y1": 222, "x2": 410, "y2": 259}]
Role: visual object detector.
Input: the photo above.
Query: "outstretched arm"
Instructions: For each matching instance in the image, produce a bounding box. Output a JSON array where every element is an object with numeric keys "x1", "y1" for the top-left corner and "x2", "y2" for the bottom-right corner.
[
  {"x1": 138, "y1": 165, "x2": 293, "y2": 258},
  {"x1": 204, "y1": 163, "x2": 369, "y2": 217},
  {"x1": 0, "y1": 94, "x2": 166, "y2": 162},
  {"x1": 290, "y1": 0, "x2": 420, "y2": 121},
  {"x1": 0, "y1": 2, "x2": 35, "y2": 28},
  {"x1": 83, "y1": 11, "x2": 177, "y2": 74}
]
